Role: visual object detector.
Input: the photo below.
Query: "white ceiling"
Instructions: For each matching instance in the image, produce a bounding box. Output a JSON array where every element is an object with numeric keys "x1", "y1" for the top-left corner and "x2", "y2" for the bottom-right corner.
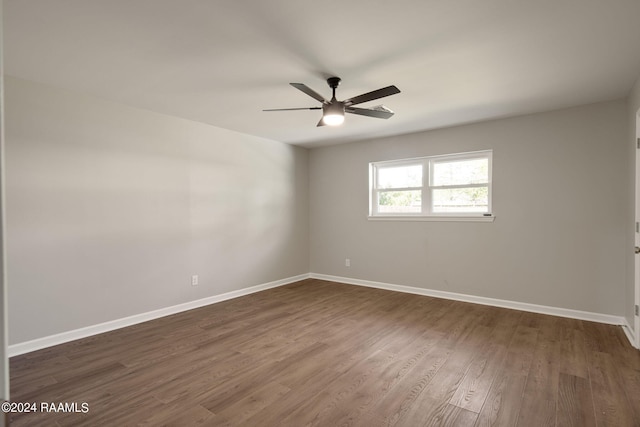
[{"x1": 4, "y1": 0, "x2": 640, "y2": 147}]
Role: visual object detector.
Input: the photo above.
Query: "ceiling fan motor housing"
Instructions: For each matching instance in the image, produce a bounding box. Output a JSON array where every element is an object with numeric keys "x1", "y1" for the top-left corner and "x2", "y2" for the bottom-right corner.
[{"x1": 323, "y1": 101, "x2": 345, "y2": 115}]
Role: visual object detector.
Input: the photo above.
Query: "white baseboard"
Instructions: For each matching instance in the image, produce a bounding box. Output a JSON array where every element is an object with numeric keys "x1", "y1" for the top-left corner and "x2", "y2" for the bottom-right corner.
[
  {"x1": 622, "y1": 319, "x2": 639, "y2": 349},
  {"x1": 10, "y1": 272, "x2": 635, "y2": 357},
  {"x1": 310, "y1": 273, "x2": 626, "y2": 326},
  {"x1": 8, "y1": 273, "x2": 310, "y2": 357}
]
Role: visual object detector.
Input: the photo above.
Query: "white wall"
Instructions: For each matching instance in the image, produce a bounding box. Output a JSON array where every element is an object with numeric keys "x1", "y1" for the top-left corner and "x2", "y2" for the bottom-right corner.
[
  {"x1": 310, "y1": 100, "x2": 628, "y2": 316},
  {"x1": 5, "y1": 76, "x2": 309, "y2": 345}
]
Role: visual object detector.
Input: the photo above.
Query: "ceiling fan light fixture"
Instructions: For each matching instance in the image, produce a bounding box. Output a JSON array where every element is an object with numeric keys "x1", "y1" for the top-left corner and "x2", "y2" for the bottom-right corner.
[
  {"x1": 322, "y1": 102, "x2": 345, "y2": 126},
  {"x1": 322, "y1": 113, "x2": 345, "y2": 126}
]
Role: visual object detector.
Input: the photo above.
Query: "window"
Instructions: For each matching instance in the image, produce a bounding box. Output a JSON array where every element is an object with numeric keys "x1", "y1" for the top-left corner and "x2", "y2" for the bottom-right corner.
[{"x1": 369, "y1": 150, "x2": 493, "y2": 220}]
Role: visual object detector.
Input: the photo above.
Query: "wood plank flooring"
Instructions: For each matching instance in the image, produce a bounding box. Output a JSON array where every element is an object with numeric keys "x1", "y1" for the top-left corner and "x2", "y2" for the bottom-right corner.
[{"x1": 9, "y1": 279, "x2": 640, "y2": 426}]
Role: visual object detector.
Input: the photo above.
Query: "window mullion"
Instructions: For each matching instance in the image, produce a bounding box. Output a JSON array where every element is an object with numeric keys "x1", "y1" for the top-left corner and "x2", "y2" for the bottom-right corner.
[
  {"x1": 377, "y1": 186, "x2": 422, "y2": 192},
  {"x1": 430, "y1": 183, "x2": 488, "y2": 190},
  {"x1": 423, "y1": 160, "x2": 431, "y2": 215}
]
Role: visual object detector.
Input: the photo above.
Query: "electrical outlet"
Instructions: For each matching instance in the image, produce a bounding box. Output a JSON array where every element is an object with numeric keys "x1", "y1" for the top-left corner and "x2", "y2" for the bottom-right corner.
[
  {"x1": 191, "y1": 275, "x2": 199, "y2": 286},
  {"x1": 345, "y1": 258, "x2": 351, "y2": 267}
]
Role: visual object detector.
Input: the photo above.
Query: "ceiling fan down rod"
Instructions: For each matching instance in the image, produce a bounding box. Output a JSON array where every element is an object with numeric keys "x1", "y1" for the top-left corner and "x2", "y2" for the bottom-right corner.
[{"x1": 327, "y1": 77, "x2": 341, "y2": 100}]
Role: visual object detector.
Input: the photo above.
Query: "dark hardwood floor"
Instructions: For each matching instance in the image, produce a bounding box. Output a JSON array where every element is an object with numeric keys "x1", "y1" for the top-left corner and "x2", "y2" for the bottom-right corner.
[{"x1": 9, "y1": 279, "x2": 640, "y2": 426}]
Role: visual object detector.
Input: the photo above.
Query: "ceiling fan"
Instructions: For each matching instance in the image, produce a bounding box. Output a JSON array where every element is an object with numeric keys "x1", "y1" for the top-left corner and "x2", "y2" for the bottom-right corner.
[{"x1": 263, "y1": 77, "x2": 401, "y2": 127}]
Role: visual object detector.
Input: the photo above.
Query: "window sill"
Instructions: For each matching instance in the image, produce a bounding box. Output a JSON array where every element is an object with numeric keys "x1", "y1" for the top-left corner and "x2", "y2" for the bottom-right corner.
[{"x1": 368, "y1": 215, "x2": 496, "y2": 222}]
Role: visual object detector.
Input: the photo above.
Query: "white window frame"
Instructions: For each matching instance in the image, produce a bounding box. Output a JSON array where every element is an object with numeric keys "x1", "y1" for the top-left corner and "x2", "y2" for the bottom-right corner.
[{"x1": 369, "y1": 150, "x2": 494, "y2": 222}]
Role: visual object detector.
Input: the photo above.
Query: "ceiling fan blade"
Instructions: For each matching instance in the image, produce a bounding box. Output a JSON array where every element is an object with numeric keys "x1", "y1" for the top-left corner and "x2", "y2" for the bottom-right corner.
[
  {"x1": 346, "y1": 106, "x2": 394, "y2": 119},
  {"x1": 343, "y1": 85, "x2": 400, "y2": 106},
  {"x1": 290, "y1": 83, "x2": 328, "y2": 103},
  {"x1": 263, "y1": 107, "x2": 322, "y2": 111},
  {"x1": 316, "y1": 118, "x2": 326, "y2": 127}
]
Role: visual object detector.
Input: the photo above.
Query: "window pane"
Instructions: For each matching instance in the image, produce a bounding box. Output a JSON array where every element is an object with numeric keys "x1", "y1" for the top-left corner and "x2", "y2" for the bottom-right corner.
[
  {"x1": 377, "y1": 165, "x2": 422, "y2": 189},
  {"x1": 432, "y1": 187, "x2": 488, "y2": 213},
  {"x1": 377, "y1": 190, "x2": 422, "y2": 213},
  {"x1": 432, "y1": 158, "x2": 488, "y2": 186}
]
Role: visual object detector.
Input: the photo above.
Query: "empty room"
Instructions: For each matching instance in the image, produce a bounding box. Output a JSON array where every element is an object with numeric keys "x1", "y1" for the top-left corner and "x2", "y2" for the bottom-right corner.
[{"x1": 1, "y1": 0, "x2": 640, "y2": 426}]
